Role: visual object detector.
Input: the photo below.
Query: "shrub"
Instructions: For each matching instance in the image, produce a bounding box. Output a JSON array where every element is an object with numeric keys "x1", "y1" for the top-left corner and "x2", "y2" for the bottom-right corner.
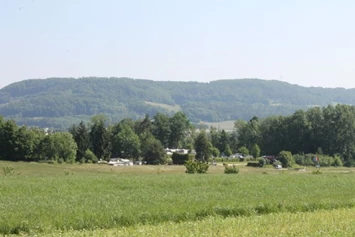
[
  {"x1": 333, "y1": 156, "x2": 343, "y2": 167},
  {"x1": 84, "y1": 149, "x2": 98, "y2": 164},
  {"x1": 277, "y1": 151, "x2": 294, "y2": 168},
  {"x1": 312, "y1": 169, "x2": 322, "y2": 175},
  {"x1": 319, "y1": 155, "x2": 334, "y2": 166},
  {"x1": 184, "y1": 160, "x2": 197, "y2": 174},
  {"x1": 224, "y1": 165, "x2": 239, "y2": 174},
  {"x1": 184, "y1": 160, "x2": 209, "y2": 174},
  {"x1": 196, "y1": 162, "x2": 210, "y2": 174}
]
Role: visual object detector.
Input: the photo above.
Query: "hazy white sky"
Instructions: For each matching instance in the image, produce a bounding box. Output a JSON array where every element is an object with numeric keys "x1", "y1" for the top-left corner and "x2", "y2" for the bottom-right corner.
[{"x1": 1, "y1": 0, "x2": 355, "y2": 88}]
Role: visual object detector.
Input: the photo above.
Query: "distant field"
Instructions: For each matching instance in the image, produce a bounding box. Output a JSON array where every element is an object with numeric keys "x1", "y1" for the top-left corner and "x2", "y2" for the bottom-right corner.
[
  {"x1": 1, "y1": 161, "x2": 355, "y2": 236},
  {"x1": 144, "y1": 101, "x2": 181, "y2": 112},
  {"x1": 200, "y1": 120, "x2": 235, "y2": 131}
]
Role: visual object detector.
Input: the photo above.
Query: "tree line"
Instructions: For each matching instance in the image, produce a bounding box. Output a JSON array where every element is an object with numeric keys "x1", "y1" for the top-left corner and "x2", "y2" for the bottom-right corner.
[{"x1": 1, "y1": 104, "x2": 355, "y2": 166}]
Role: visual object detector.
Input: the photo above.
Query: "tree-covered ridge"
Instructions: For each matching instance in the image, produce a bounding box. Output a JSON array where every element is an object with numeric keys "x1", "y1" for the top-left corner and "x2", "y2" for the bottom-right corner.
[{"x1": 1, "y1": 77, "x2": 355, "y2": 128}]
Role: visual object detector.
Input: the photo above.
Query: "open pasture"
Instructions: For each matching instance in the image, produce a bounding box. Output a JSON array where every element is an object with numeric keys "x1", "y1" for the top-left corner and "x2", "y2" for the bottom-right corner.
[{"x1": 1, "y1": 161, "x2": 355, "y2": 236}]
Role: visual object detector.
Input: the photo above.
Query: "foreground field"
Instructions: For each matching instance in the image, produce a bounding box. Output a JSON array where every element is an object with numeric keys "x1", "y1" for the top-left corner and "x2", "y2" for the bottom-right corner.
[
  {"x1": 42, "y1": 208, "x2": 355, "y2": 236},
  {"x1": 1, "y1": 161, "x2": 355, "y2": 236}
]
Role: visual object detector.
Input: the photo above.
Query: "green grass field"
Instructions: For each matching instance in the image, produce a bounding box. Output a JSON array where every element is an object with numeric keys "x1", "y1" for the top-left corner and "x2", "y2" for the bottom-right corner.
[{"x1": 1, "y1": 161, "x2": 355, "y2": 236}]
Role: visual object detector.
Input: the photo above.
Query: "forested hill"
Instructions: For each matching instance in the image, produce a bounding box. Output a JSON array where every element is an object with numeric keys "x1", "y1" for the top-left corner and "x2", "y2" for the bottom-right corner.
[{"x1": 1, "y1": 77, "x2": 355, "y2": 129}]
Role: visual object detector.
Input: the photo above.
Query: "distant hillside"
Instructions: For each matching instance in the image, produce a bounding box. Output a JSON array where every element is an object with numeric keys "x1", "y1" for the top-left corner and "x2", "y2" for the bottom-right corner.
[{"x1": 1, "y1": 77, "x2": 355, "y2": 129}]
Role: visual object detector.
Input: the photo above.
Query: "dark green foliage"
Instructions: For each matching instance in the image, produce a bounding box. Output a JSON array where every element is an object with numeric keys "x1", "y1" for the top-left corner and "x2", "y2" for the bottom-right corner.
[
  {"x1": 140, "y1": 133, "x2": 166, "y2": 164},
  {"x1": 217, "y1": 130, "x2": 229, "y2": 153},
  {"x1": 69, "y1": 121, "x2": 91, "y2": 162},
  {"x1": 37, "y1": 132, "x2": 77, "y2": 163},
  {"x1": 0, "y1": 119, "x2": 18, "y2": 161},
  {"x1": 171, "y1": 153, "x2": 190, "y2": 165},
  {"x1": 152, "y1": 113, "x2": 170, "y2": 148},
  {"x1": 237, "y1": 117, "x2": 261, "y2": 151},
  {"x1": 247, "y1": 161, "x2": 261, "y2": 167},
  {"x1": 112, "y1": 123, "x2": 141, "y2": 160},
  {"x1": 89, "y1": 115, "x2": 111, "y2": 160},
  {"x1": 224, "y1": 165, "x2": 239, "y2": 174},
  {"x1": 169, "y1": 112, "x2": 190, "y2": 148},
  {"x1": 194, "y1": 131, "x2": 212, "y2": 161}
]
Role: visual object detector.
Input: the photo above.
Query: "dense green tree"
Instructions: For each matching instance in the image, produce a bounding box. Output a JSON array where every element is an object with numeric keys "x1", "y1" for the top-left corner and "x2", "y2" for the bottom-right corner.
[
  {"x1": 224, "y1": 144, "x2": 232, "y2": 157},
  {"x1": 210, "y1": 147, "x2": 220, "y2": 158},
  {"x1": 13, "y1": 126, "x2": 45, "y2": 161},
  {"x1": 239, "y1": 146, "x2": 249, "y2": 156},
  {"x1": 286, "y1": 110, "x2": 311, "y2": 153},
  {"x1": 112, "y1": 123, "x2": 141, "y2": 160},
  {"x1": 238, "y1": 117, "x2": 261, "y2": 150},
  {"x1": 152, "y1": 113, "x2": 170, "y2": 148},
  {"x1": 259, "y1": 116, "x2": 287, "y2": 155},
  {"x1": 38, "y1": 132, "x2": 77, "y2": 163},
  {"x1": 306, "y1": 107, "x2": 324, "y2": 153},
  {"x1": 136, "y1": 114, "x2": 152, "y2": 135},
  {"x1": 70, "y1": 121, "x2": 91, "y2": 162},
  {"x1": 209, "y1": 126, "x2": 220, "y2": 148},
  {"x1": 0, "y1": 119, "x2": 18, "y2": 161},
  {"x1": 194, "y1": 131, "x2": 212, "y2": 161},
  {"x1": 169, "y1": 112, "x2": 190, "y2": 148},
  {"x1": 250, "y1": 144, "x2": 261, "y2": 158},
  {"x1": 90, "y1": 115, "x2": 111, "y2": 160},
  {"x1": 229, "y1": 131, "x2": 239, "y2": 153},
  {"x1": 217, "y1": 130, "x2": 229, "y2": 154},
  {"x1": 140, "y1": 132, "x2": 166, "y2": 164}
]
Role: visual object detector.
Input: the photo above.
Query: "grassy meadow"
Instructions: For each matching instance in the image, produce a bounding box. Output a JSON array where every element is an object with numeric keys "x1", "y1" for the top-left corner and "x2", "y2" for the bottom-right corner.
[{"x1": 1, "y1": 161, "x2": 355, "y2": 236}]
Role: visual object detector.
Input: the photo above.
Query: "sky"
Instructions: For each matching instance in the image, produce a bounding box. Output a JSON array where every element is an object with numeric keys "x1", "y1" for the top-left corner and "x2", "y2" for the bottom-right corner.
[{"x1": 1, "y1": 0, "x2": 355, "y2": 89}]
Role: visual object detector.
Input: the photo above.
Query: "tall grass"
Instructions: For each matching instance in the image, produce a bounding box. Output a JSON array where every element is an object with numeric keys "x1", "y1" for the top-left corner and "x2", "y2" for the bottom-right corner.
[
  {"x1": 50, "y1": 207, "x2": 355, "y2": 237},
  {"x1": 0, "y1": 162, "x2": 355, "y2": 235}
]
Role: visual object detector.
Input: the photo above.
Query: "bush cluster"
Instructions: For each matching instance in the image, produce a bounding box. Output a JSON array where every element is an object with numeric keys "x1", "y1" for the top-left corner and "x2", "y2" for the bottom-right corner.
[
  {"x1": 294, "y1": 154, "x2": 343, "y2": 167},
  {"x1": 184, "y1": 160, "x2": 209, "y2": 174},
  {"x1": 224, "y1": 165, "x2": 239, "y2": 174}
]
